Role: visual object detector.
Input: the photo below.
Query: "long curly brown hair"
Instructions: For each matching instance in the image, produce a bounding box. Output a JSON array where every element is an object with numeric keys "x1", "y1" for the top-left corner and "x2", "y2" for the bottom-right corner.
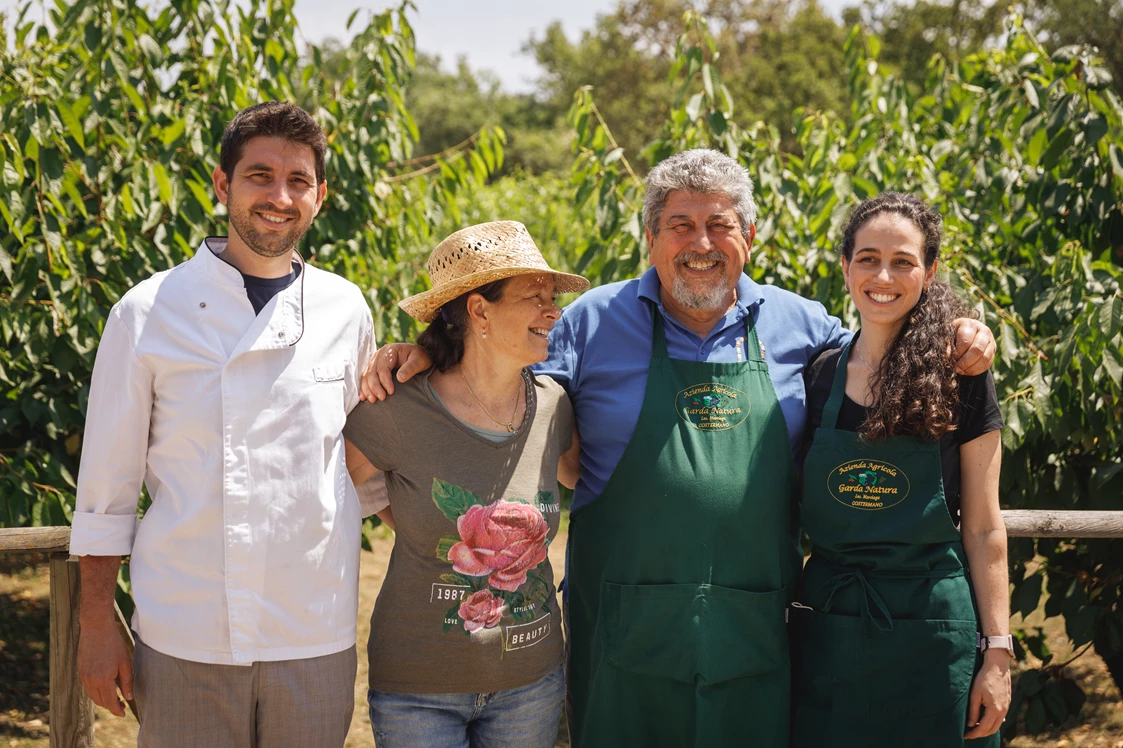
[{"x1": 839, "y1": 193, "x2": 970, "y2": 442}]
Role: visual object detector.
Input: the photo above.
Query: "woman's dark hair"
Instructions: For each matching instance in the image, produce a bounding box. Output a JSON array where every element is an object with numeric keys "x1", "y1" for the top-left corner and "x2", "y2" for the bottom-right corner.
[
  {"x1": 418, "y1": 279, "x2": 508, "y2": 371},
  {"x1": 219, "y1": 102, "x2": 327, "y2": 185},
  {"x1": 839, "y1": 193, "x2": 972, "y2": 442}
]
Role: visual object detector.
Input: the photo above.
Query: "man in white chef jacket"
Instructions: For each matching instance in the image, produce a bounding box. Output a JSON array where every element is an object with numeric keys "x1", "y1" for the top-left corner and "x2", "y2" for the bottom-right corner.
[{"x1": 69, "y1": 102, "x2": 379, "y2": 747}]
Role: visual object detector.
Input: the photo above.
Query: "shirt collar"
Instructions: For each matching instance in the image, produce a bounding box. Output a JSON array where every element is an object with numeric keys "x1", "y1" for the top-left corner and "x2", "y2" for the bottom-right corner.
[
  {"x1": 194, "y1": 236, "x2": 245, "y2": 287},
  {"x1": 193, "y1": 237, "x2": 306, "y2": 348},
  {"x1": 636, "y1": 265, "x2": 766, "y2": 317}
]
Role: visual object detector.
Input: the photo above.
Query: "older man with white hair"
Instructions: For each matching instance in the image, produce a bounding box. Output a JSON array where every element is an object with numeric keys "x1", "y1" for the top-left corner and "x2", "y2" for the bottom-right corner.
[{"x1": 368, "y1": 148, "x2": 994, "y2": 747}]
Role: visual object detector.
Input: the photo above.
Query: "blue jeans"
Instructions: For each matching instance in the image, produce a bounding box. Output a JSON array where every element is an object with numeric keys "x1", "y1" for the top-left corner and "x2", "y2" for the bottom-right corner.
[{"x1": 368, "y1": 664, "x2": 565, "y2": 748}]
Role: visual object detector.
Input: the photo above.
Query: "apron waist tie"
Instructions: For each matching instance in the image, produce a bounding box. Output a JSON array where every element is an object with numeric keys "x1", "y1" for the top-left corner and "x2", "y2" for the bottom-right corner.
[{"x1": 821, "y1": 569, "x2": 894, "y2": 633}]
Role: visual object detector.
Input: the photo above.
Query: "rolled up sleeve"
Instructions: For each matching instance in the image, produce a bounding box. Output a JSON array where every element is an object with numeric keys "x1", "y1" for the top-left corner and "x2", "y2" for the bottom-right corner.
[{"x1": 70, "y1": 307, "x2": 153, "y2": 556}]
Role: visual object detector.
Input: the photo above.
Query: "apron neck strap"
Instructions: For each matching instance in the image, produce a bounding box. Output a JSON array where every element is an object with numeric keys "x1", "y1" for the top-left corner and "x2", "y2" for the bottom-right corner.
[
  {"x1": 652, "y1": 308, "x2": 670, "y2": 357},
  {"x1": 650, "y1": 302, "x2": 761, "y2": 361},
  {"x1": 743, "y1": 308, "x2": 762, "y2": 362},
  {"x1": 821, "y1": 337, "x2": 853, "y2": 429}
]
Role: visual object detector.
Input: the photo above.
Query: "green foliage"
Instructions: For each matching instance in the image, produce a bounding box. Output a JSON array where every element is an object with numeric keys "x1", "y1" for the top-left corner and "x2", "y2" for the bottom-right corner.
[
  {"x1": 846, "y1": 0, "x2": 1007, "y2": 88},
  {"x1": 569, "y1": 11, "x2": 1123, "y2": 735},
  {"x1": 0, "y1": 0, "x2": 503, "y2": 534},
  {"x1": 2, "y1": 0, "x2": 1122, "y2": 734},
  {"x1": 402, "y1": 53, "x2": 569, "y2": 175},
  {"x1": 1022, "y1": 0, "x2": 1123, "y2": 101},
  {"x1": 856, "y1": 0, "x2": 1123, "y2": 101},
  {"x1": 528, "y1": 0, "x2": 850, "y2": 161}
]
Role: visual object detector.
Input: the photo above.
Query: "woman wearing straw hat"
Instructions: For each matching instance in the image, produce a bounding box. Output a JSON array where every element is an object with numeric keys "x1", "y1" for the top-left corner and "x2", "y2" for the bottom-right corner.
[{"x1": 343, "y1": 221, "x2": 588, "y2": 747}]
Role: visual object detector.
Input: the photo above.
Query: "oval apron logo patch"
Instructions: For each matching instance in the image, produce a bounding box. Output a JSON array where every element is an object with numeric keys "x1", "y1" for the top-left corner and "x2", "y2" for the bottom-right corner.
[
  {"x1": 675, "y1": 383, "x2": 750, "y2": 431},
  {"x1": 827, "y1": 459, "x2": 910, "y2": 510}
]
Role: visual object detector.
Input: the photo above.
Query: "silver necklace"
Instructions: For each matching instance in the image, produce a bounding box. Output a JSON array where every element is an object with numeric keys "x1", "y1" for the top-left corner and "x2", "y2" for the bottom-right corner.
[{"x1": 854, "y1": 344, "x2": 878, "y2": 374}]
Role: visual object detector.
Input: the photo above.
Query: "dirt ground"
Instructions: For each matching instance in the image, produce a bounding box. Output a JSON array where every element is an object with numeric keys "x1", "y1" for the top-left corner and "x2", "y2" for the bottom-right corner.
[{"x1": 2, "y1": 533, "x2": 1120, "y2": 747}]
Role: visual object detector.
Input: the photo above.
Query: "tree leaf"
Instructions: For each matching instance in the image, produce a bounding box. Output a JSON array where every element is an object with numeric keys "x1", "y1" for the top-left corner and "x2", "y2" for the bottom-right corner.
[
  {"x1": 1110, "y1": 144, "x2": 1123, "y2": 183},
  {"x1": 701, "y1": 63, "x2": 714, "y2": 100},
  {"x1": 1040, "y1": 128, "x2": 1075, "y2": 170},
  {"x1": 866, "y1": 34, "x2": 881, "y2": 59},
  {"x1": 185, "y1": 179, "x2": 215, "y2": 214},
  {"x1": 1011, "y1": 573, "x2": 1042, "y2": 618},
  {"x1": 160, "y1": 119, "x2": 186, "y2": 147},
  {"x1": 1042, "y1": 679, "x2": 1068, "y2": 723},
  {"x1": 685, "y1": 92, "x2": 704, "y2": 122},
  {"x1": 1026, "y1": 128, "x2": 1047, "y2": 165},
  {"x1": 0, "y1": 245, "x2": 12, "y2": 282},
  {"x1": 56, "y1": 101, "x2": 85, "y2": 150},
  {"x1": 1025, "y1": 694, "x2": 1047, "y2": 734},
  {"x1": 83, "y1": 23, "x2": 101, "y2": 51},
  {"x1": 1102, "y1": 346, "x2": 1123, "y2": 387},
  {"x1": 138, "y1": 34, "x2": 162, "y2": 63},
  {"x1": 1100, "y1": 296, "x2": 1122, "y2": 339},
  {"x1": 1083, "y1": 114, "x2": 1108, "y2": 148},
  {"x1": 1060, "y1": 679, "x2": 1086, "y2": 715},
  {"x1": 152, "y1": 161, "x2": 173, "y2": 204}
]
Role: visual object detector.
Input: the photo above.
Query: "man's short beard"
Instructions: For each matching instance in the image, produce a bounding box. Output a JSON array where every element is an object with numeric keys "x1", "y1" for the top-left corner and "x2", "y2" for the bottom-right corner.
[
  {"x1": 228, "y1": 190, "x2": 313, "y2": 259},
  {"x1": 670, "y1": 274, "x2": 732, "y2": 311},
  {"x1": 670, "y1": 250, "x2": 733, "y2": 311}
]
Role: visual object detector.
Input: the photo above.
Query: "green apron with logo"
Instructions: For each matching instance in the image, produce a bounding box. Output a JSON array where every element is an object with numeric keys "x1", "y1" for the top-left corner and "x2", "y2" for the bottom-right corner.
[
  {"x1": 567, "y1": 309, "x2": 801, "y2": 748},
  {"x1": 792, "y1": 339, "x2": 999, "y2": 747}
]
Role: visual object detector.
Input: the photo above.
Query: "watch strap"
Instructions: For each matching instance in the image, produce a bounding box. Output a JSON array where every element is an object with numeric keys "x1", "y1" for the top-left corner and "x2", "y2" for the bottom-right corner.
[{"x1": 977, "y1": 633, "x2": 1014, "y2": 654}]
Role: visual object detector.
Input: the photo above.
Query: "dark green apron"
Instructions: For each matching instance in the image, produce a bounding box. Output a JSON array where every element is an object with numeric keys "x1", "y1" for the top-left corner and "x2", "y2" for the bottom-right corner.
[
  {"x1": 792, "y1": 338, "x2": 999, "y2": 747},
  {"x1": 567, "y1": 309, "x2": 801, "y2": 748}
]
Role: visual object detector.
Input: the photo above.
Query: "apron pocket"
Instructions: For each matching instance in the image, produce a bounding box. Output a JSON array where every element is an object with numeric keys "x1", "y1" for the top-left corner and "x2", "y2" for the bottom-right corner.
[
  {"x1": 791, "y1": 608, "x2": 864, "y2": 714},
  {"x1": 600, "y1": 582, "x2": 789, "y2": 686},
  {"x1": 861, "y1": 618, "x2": 978, "y2": 718}
]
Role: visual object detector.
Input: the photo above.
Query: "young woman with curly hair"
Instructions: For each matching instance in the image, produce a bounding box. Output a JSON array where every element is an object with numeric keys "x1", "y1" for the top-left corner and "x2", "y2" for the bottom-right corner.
[{"x1": 792, "y1": 193, "x2": 1011, "y2": 747}]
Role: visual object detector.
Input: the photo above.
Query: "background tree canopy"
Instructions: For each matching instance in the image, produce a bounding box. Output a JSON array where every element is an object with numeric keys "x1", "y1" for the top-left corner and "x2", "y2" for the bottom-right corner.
[{"x1": 1, "y1": 0, "x2": 1121, "y2": 740}]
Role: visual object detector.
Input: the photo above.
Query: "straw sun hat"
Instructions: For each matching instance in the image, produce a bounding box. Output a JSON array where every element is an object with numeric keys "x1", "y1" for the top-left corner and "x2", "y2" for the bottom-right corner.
[{"x1": 399, "y1": 221, "x2": 590, "y2": 323}]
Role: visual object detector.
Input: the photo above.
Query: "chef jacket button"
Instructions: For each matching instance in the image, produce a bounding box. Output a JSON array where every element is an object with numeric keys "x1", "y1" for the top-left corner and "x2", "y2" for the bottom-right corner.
[{"x1": 199, "y1": 302, "x2": 206, "y2": 309}]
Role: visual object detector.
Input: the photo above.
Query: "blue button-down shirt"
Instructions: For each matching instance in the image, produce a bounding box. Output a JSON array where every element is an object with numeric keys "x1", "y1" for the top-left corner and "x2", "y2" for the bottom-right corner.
[{"x1": 535, "y1": 267, "x2": 851, "y2": 513}]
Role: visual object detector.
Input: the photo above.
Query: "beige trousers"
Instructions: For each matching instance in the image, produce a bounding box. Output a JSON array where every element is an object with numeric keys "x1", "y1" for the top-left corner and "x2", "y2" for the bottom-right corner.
[{"x1": 133, "y1": 639, "x2": 356, "y2": 748}]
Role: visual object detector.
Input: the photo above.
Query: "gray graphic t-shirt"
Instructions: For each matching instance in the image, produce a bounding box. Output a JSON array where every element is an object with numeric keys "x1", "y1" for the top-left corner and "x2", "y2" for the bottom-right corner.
[{"x1": 344, "y1": 368, "x2": 573, "y2": 693}]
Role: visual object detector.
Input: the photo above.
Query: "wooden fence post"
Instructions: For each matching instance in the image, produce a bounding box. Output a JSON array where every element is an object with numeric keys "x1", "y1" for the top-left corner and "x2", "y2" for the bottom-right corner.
[{"x1": 48, "y1": 553, "x2": 94, "y2": 748}]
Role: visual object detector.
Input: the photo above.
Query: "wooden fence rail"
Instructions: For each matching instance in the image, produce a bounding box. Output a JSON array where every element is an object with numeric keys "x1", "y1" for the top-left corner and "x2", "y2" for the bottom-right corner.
[
  {"x1": 2, "y1": 510, "x2": 1123, "y2": 747},
  {"x1": 1, "y1": 527, "x2": 136, "y2": 748}
]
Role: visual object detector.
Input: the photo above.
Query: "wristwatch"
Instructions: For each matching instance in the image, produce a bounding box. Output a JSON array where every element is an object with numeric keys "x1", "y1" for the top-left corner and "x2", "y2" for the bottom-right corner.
[{"x1": 977, "y1": 633, "x2": 1015, "y2": 655}]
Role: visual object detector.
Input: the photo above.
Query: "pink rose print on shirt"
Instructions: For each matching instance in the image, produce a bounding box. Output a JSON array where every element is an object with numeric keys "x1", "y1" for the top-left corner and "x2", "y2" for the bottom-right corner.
[
  {"x1": 447, "y1": 500, "x2": 549, "y2": 592},
  {"x1": 458, "y1": 589, "x2": 507, "y2": 633}
]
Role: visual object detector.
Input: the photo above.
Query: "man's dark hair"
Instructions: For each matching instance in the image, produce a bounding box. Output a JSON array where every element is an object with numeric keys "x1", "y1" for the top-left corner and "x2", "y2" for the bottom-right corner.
[{"x1": 219, "y1": 102, "x2": 327, "y2": 185}]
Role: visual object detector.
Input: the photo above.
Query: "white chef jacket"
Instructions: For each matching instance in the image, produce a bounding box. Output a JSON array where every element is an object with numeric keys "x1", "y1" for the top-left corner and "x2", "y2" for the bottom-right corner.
[{"x1": 70, "y1": 238, "x2": 375, "y2": 665}]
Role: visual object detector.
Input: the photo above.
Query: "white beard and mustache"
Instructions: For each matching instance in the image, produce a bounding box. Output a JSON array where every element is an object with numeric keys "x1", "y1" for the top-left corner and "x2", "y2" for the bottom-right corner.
[{"x1": 670, "y1": 250, "x2": 734, "y2": 311}]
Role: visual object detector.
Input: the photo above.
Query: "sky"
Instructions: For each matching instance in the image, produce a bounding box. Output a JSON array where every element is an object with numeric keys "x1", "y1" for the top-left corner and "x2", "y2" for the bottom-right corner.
[
  {"x1": 3, "y1": 0, "x2": 851, "y2": 93},
  {"x1": 297, "y1": 0, "x2": 619, "y2": 93}
]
